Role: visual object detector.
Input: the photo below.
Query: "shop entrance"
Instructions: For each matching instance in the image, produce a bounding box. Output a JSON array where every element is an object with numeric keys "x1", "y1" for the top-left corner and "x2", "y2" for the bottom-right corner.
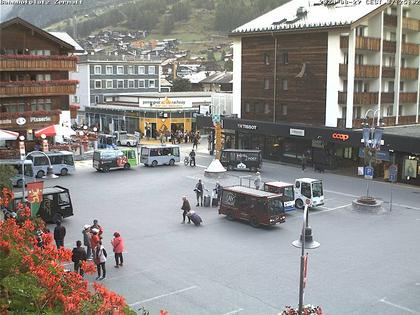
[{"x1": 171, "y1": 123, "x2": 184, "y2": 132}]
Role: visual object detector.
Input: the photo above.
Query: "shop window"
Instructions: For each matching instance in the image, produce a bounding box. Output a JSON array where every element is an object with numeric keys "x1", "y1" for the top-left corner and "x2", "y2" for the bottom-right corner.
[
  {"x1": 344, "y1": 147, "x2": 352, "y2": 159},
  {"x1": 264, "y1": 54, "x2": 270, "y2": 65},
  {"x1": 106, "y1": 66, "x2": 113, "y2": 75},
  {"x1": 282, "y1": 52, "x2": 288, "y2": 64},
  {"x1": 94, "y1": 65, "x2": 101, "y2": 75},
  {"x1": 264, "y1": 78, "x2": 270, "y2": 90},
  {"x1": 403, "y1": 159, "x2": 418, "y2": 178}
]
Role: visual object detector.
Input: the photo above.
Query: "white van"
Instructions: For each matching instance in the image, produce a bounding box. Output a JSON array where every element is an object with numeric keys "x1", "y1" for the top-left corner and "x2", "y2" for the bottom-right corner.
[
  {"x1": 294, "y1": 178, "x2": 324, "y2": 209},
  {"x1": 0, "y1": 159, "x2": 35, "y2": 187},
  {"x1": 140, "y1": 145, "x2": 180, "y2": 167},
  {"x1": 27, "y1": 151, "x2": 75, "y2": 178}
]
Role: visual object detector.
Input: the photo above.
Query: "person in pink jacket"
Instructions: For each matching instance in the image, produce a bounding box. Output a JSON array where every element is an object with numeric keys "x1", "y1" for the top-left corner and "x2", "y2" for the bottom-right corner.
[{"x1": 111, "y1": 232, "x2": 124, "y2": 268}]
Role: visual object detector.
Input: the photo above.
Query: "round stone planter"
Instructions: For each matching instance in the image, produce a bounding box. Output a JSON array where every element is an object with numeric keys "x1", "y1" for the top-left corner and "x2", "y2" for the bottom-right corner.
[{"x1": 352, "y1": 196, "x2": 385, "y2": 213}]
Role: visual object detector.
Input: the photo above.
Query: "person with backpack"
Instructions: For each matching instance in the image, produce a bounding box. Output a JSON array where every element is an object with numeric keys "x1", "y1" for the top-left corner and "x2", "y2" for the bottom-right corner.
[
  {"x1": 72, "y1": 240, "x2": 87, "y2": 276},
  {"x1": 93, "y1": 240, "x2": 107, "y2": 280}
]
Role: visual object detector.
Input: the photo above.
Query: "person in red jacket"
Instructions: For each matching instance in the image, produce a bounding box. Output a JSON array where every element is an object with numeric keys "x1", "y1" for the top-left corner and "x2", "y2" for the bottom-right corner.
[
  {"x1": 90, "y1": 228, "x2": 100, "y2": 250},
  {"x1": 111, "y1": 232, "x2": 124, "y2": 268}
]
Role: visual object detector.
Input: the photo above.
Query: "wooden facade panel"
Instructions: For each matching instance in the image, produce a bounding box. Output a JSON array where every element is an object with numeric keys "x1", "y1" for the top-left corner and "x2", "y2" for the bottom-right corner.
[{"x1": 241, "y1": 33, "x2": 328, "y2": 125}]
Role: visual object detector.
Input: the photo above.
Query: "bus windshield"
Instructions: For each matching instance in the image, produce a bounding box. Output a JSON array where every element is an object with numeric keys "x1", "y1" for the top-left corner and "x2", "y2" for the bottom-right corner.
[
  {"x1": 268, "y1": 198, "x2": 284, "y2": 215},
  {"x1": 312, "y1": 182, "x2": 323, "y2": 197},
  {"x1": 141, "y1": 147, "x2": 150, "y2": 157},
  {"x1": 283, "y1": 186, "x2": 295, "y2": 201}
]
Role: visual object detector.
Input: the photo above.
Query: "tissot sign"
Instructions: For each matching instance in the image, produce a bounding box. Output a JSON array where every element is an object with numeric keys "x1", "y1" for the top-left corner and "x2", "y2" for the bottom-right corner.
[
  {"x1": 237, "y1": 123, "x2": 257, "y2": 130},
  {"x1": 331, "y1": 133, "x2": 350, "y2": 141}
]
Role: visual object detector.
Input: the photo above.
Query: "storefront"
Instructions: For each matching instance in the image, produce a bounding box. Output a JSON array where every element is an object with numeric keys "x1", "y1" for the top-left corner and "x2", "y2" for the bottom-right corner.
[{"x1": 196, "y1": 116, "x2": 420, "y2": 186}]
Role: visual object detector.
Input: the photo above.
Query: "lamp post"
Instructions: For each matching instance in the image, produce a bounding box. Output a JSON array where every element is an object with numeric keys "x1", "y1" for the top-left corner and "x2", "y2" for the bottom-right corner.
[
  {"x1": 21, "y1": 150, "x2": 58, "y2": 203},
  {"x1": 362, "y1": 108, "x2": 384, "y2": 197},
  {"x1": 292, "y1": 202, "x2": 320, "y2": 315}
]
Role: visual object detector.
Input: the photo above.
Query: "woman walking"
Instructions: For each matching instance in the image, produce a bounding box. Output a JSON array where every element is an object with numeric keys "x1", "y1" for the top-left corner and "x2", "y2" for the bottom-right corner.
[
  {"x1": 93, "y1": 240, "x2": 107, "y2": 280},
  {"x1": 111, "y1": 232, "x2": 124, "y2": 268}
]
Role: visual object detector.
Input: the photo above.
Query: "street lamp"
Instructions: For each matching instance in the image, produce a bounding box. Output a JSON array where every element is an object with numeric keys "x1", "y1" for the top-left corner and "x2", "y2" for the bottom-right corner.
[
  {"x1": 362, "y1": 108, "x2": 384, "y2": 197},
  {"x1": 292, "y1": 202, "x2": 320, "y2": 315},
  {"x1": 21, "y1": 151, "x2": 58, "y2": 203}
]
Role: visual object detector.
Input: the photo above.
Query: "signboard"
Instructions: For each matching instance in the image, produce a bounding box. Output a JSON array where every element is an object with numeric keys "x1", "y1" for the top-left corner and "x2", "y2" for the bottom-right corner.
[
  {"x1": 364, "y1": 166, "x2": 374, "y2": 180},
  {"x1": 358, "y1": 148, "x2": 390, "y2": 162},
  {"x1": 290, "y1": 128, "x2": 305, "y2": 137},
  {"x1": 27, "y1": 181, "x2": 44, "y2": 217},
  {"x1": 238, "y1": 123, "x2": 257, "y2": 130},
  {"x1": 331, "y1": 132, "x2": 349, "y2": 141},
  {"x1": 389, "y1": 164, "x2": 398, "y2": 182},
  {"x1": 16, "y1": 117, "x2": 26, "y2": 126}
]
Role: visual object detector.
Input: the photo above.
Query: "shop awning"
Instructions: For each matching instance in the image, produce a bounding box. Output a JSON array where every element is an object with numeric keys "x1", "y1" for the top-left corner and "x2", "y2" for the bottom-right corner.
[
  {"x1": 0, "y1": 129, "x2": 19, "y2": 141},
  {"x1": 35, "y1": 124, "x2": 76, "y2": 138}
]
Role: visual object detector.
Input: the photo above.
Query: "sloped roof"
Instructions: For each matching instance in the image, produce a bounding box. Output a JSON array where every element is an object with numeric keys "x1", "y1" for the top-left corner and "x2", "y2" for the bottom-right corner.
[
  {"x1": 0, "y1": 17, "x2": 75, "y2": 51},
  {"x1": 49, "y1": 32, "x2": 85, "y2": 53},
  {"x1": 231, "y1": 0, "x2": 387, "y2": 35},
  {"x1": 200, "y1": 71, "x2": 233, "y2": 84}
]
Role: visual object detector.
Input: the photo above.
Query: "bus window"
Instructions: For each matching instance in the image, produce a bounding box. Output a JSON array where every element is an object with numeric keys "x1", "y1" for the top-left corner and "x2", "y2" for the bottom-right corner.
[
  {"x1": 162, "y1": 148, "x2": 171, "y2": 156},
  {"x1": 58, "y1": 192, "x2": 70, "y2": 205},
  {"x1": 301, "y1": 182, "x2": 311, "y2": 198},
  {"x1": 172, "y1": 147, "x2": 179, "y2": 157},
  {"x1": 125, "y1": 150, "x2": 136, "y2": 159},
  {"x1": 283, "y1": 186, "x2": 294, "y2": 201},
  {"x1": 34, "y1": 156, "x2": 49, "y2": 166},
  {"x1": 141, "y1": 147, "x2": 150, "y2": 157},
  {"x1": 268, "y1": 199, "x2": 284, "y2": 215},
  {"x1": 150, "y1": 149, "x2": 158, "y2": 157},
  {"x1": 312, "y1": 182, "x2": 323, "y2": 197},
  {"x1": 63, "y1": 154, "x2": 74, "y2": 166}
]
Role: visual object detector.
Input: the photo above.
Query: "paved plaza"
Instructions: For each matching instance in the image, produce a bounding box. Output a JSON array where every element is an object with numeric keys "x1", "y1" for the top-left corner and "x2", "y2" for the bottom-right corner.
[{"x1": 37, "y1": 144, "x2": 420, "y2": 315}]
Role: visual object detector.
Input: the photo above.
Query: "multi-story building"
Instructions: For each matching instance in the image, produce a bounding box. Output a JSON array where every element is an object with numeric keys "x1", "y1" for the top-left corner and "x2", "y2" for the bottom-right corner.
[
  {"x1": 0, "y1": 17, "x2": 77, "y2": 146},
  {"x1": 202, "y1": 1, "x2": 420, "y2": 185},
  {"x1": 70, "y1": 55, "x2": 161, "y2": 123}
]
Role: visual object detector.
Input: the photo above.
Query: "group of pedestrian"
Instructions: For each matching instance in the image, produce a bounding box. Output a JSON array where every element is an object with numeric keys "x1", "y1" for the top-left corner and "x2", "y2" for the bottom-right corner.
[
  {"x1": 53, "y1": 218, "x2": 124, "y2": 281},
  {"x1": 171, "y1": 130, "x2": 200, "y2": 146}
]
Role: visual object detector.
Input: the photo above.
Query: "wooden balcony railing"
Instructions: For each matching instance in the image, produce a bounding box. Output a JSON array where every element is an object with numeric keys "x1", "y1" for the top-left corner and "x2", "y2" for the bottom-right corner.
[
  {"x1": 337, "y1": 115, "x2": 418, "y2": 128},
  {"x1": 384, "y1": 14, "x2": 397, "y2": 28},
  {"x1": 399, "y1": 92, "x2": 417, "y2": 103},
  {"x1": 400, "y1": 67, "x2": 418, "y2": 80},
  {"x1": 0, "y1": 80, "x2": 78, "y2": 98},
  {"x1": 381, "y1": 92, "x2": 394, "y2": 103},
  {"x1": 383, "y1": 40, "x2": 396, "y2": 54},
  {"x1": 403, "y1": 17, "x2": 420, "y2": 32},
  {"x1": 382, "y1": 67, "x2": 395, "y2": 78},
  {"x1": 338, "y1": 92, "x2": 378, "y2": 105},
  {"x1": 339, "y1": 64, "x2": 380, "y2": 78},
  {"x1": 340, "y1": 36, "x2": 381, "y2": 51},
  {"x1": 402, "y1": 43, "x2": 419, "y2": 55},
  {"x1": 0, "y1": 55, "x2": 77, "y2": 71}
]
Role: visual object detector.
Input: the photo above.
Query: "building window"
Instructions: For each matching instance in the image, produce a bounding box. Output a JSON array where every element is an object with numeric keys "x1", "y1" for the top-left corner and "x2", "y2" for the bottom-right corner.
[
  {"x1": 388, "y1": 81, "x2": 394, "y2": 92},
  {"x1": 343, "y1": 53, "x2": 348, "y2": 65},
  {"x1": 95, "y1": 96, "x2": 99, "y2": 103},
  {"x1": 138, "y1": 66, "x2": 145, "y2": 74},
  {"x1": 343, "y1": 80, "x2": 348, "y2": 92},
  {"x1": 264, "y1": 54, "x2": 270, "y2": 65},
  {"x1": 264, "y1": 78, "x2": 270, "y2": 90},
  {"x1": 30, "y1": 50, "x2": 50, "y2": 56},
  {"x1": 355, "y1": 54, "x2": 364, "y2": 65},
  {"x1": 245, "y1": 103, "x2": 251, "y2": 113},
  {"x1": 138, "y1": 80, "x2": 145, "y2": 88},
  {"x1": 106, "y1": 80, "x2": 113, "y2": 89},
  {"x1": 94, "y1": 65, "x2": 101, "y2": 75},
  {"x1": 388, "y1": 56, "x2": 395, "y2": 67},
  {"x1": 282, "y1": 52, "x2": 288, "y2": 64},
  {"x1": 73, "y1": 95, "x2": 79, "y2": 103},
  {"x1": 117, "y1": 80, "x2": 124, "y2": 89},
  {"x1": 128, "y1": 80, "x2": 134, "y2": 88},
  {"x1": 149, "y1": 79, "x2": 156, "y2": 88},
  {"x1": 400, "y1": 81, "x2": 404, "y2": 92},
  {"x1": 117, "y1": 66, "x2": 124, "y2": 75},
  {"x1": 355, "y1": 26, "x2": 365, "y2": 37},
  {"x1": 128, "y1": 66, "x2": 133, "y2": 75},
  {"x1": 282, "y1": 105, "x2": 287, "y2": 116},
  {"x1": 30, "y1": 98, "x2": 52, "y2": 111},
  {"x1": 36, "y1": 74, "x2": 51, "y2": 81},
  {"x1": 386, "y1": 105, "x2": 393, "y2": 116},
  {"x1": 353, "y1": 106, "x2": 361, "y2": 119},
  {"x1": 282, "y1": 79, "x2": 288, "y2": 90},
  {"x1": 401, "y1": 58, "x2": 406, "y2": 68},
  {"x1": 94, "y1": 80, "x2": 102, "y2": 89},
  {"x1": 399, "y1": 105, "x2": 403, "y2": 115},
  {"x1": 106, "y1": 66, "x2": 113, "y2": 75},
  {"x1": 402, "y1": 34, "x2": 406, "y2": 43},
  {"x1": 390, "y1": 32, "x2": 396, "y2": 41},
  {"x1": 264, "y1": 103, "x2": 271, "y2": 114},
  {"x1": 148, "y1": 66, "x2": 155, "y2": 75},
  {"x1": 354, "y1": 80, "x2": 363, "y2": 92}
]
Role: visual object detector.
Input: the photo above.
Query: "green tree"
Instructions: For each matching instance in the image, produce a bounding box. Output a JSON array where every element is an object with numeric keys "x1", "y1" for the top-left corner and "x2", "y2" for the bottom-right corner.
[
  {"x1": 207, "y1": 50, "x2": 215, "y2": 61},
  {"x1": 224, "y1": 59, "x2": 233, "y2": 71},
  {"x1": 161, "y1": 14, "x2": 175, "y2": 35},
  {"x1": 171, "y1": 1, "x2": 191, "y2": 22},
  {"x1": 171, "y1": 78, "x2": 192, "y2": 91},
  {"x1": 0, "y1": 165, "x2": 17, "y2": 191}
]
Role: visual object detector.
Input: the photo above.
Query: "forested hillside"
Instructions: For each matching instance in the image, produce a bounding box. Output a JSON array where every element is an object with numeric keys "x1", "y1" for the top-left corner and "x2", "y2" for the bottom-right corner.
[{"x1": 5, "y1": 0, "x2": 287, "y2": 38}]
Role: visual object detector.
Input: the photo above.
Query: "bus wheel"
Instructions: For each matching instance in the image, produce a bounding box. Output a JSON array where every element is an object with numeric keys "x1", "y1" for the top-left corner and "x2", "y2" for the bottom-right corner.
[
  {"x1": 227, "y1": 165, "x2": 233, "y2": 171},
  {"x1": 103, "y1": 166, "x2": 110, "y2": 172},
  {"x1": 151, "y1": 160, "x2": 158, "y2": 167},
  {"x1": 169, "y1": 159, "x2": 175, "y2": 166},
  {"x1": 37, "y1": 170, "x2": 45, "y2": 178},
  {"x1": 250, "y1": 216, "x2": 260, "y2": 228},
  {"x1": 295, "y1": 199, "x2": 304, "y2": 209},
  {"x1": 226, "y1": 211, "x2": 235, "y2": 221},
  {"x1": 124, "y1": 163, "x2": 130, "y2": 169},
  {"x1": 60, "y1": 168, "x2": 68, "y2": 176},
  {"x1": 126, "y1": 142, "x2": 131, "y2": 147}
]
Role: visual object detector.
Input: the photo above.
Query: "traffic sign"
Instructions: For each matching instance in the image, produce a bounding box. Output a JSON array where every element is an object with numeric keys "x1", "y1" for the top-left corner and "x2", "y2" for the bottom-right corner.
[
  {"x1": 389, "y1": 164, "x2": 397, "y2": 182},
  {"x1": 364, "y1": 166, "x2": 374, "y2": 180}
]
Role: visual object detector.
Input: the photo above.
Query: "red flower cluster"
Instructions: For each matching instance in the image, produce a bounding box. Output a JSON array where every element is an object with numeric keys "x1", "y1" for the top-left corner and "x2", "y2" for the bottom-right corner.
[
  {"x1": 0, "y1": 54, "x2": 79, "y2": 61},
  {"x1": 0, "y1": 79, "x2": 79, "y2": 87},
  {"x1": 0, "y1": 188, "x2": 134, "y2": 315}
]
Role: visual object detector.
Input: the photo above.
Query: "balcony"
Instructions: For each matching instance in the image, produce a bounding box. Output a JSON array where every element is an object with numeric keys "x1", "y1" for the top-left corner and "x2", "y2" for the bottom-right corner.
[
  {"x1": 402, "y1": 43, "x2": 419, "y2": 55},
  {"x1": 399, "y1": 92, "x2": 417, "y2": 103},
  {"x1": 0, "y1": 80, "x2": 78, "y2": 98},
  {"x1": 340, "y1": 36, "x2": 380, "y2": 51},
  {"x1": 0, "y1": 55, "x2": 78, "y2": 71},
  {"x1": 339, "y1": 64, "x2": 380, "y2": 78},
  {"x1": 337, "y1": 116, "x2": 418, "y2": 128},
  {"x1": 381, "y1": 92, "x2": 394, "y2": 103},
  {"x1": 403, "y1": 17, "x2": 420, "y2": 32},
  {"x1": 382, "y1": 67, "x2": 395, "y2": 78},
  {"x1": 338, "y1": 92, "x2": 378, "y2": 105},
  {"x1": 383, "y1": 40, "x2": 396, "y2": 54},
  {"x1": 384, "y1": 14, "x2": 397, "y2": 28},
  {"x1": 401, "y1": 67, "x2": 418, "y2": 80}
]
